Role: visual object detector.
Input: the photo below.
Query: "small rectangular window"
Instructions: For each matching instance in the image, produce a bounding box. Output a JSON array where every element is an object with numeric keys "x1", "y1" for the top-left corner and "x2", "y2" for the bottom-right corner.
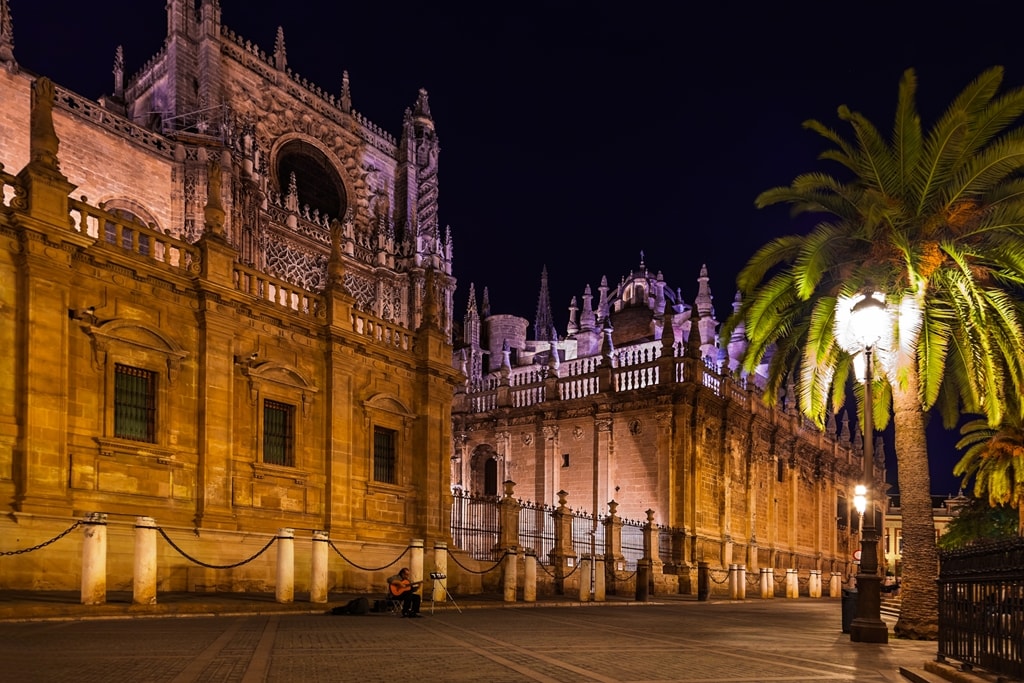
[
  {"x1": 373, "y1": 426, "x2": 397, "y2": 484},
  {"x1": 114, "y1": 364, "x2": 157, "y2": 443},
  {"x1": 263, "y1": 399, "x2": 295, "y2": 467}
]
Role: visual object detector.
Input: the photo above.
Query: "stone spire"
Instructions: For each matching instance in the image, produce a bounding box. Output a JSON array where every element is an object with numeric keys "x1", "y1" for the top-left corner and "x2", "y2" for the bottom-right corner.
[
  {"x1": 534, "y1": 266, "x2": 554, "y2": 342},
  {"x1": 597, "y1": 275, "x2": 610, "y2": 322},
  {"x1": 328, "y1": 218, "x2": 346, "y2": 286},
  {"x1": 29, "y1": 77, "x2": 60, "y2": 172},
  {"x1": 726, "y1": 291, "x2": 747, "y2": 373},
  {"x1": 481, "y1": 286, "x2": 491, "y2": 318},
  {"x1": 464, "y1": 283, "x2": 480, "y2": 347},
  {"x1": 203, "y1": 154, "x2": 226, "y2": 239},
  {"x1": 0, "y1": 0, "x2": 15, "y2": 66},
  {"x1": 566, "y1": 296, "x2": 579, "y2": 336},
  {"x1": 685, "y1": 311, "x2": 702, "y2": 359},
  {"x1": 340, "y1": 70, "x2": 351, "y2": 113},
  {"x1": 113, "y1": 45, "x2": 124, "y2": 99},
  {"x1": 273, "y1": 26, "x2": 287, "y2": 71},
  {"x1": 695, "y1": 263, "x2": 713, "y2": 318},
  {"x1": 580, "y1": 284, "x2": 595, "y2": 331},
  {"x1": 421, "y1": 268, "x2": 440, "y2": 331}
]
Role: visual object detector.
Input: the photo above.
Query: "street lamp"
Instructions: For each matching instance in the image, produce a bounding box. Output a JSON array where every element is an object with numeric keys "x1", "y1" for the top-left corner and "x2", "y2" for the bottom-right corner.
[{"x1": 838, "y1": 292, "x2": 889, "y2": 644}]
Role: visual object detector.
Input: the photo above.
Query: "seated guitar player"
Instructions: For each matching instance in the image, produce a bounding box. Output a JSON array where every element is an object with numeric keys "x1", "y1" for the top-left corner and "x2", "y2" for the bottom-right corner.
[{"x1": 387, "y1": 567, "x2": 422, "y2": 617}]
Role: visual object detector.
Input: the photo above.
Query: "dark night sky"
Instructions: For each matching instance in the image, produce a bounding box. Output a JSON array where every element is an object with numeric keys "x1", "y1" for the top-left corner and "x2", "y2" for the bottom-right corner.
[{"x1": 11, "y1": 0, "x2": 1024, "y2": 496}]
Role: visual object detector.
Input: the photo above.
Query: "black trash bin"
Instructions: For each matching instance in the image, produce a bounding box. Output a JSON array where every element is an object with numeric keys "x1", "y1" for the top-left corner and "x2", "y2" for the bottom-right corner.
[{"x1": 841, "y1": 588, "x2": 858, "y2": 633}]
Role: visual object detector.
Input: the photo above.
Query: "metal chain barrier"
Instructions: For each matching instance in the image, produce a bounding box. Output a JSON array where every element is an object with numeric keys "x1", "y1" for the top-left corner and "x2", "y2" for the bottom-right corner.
[
  {"x1": 448, "y1": 549, "x2": 507, "y2": 575},
  {"x1": 156, "y1": 527, "x2": 276, "y2": 570},
  {"x1": 746, "y1": 572, "x2": 759, "y2": 587},
  {"x1": 0, "y1": 521, "x2": 82, "y2": 556},
  {"x1": 708, "y1": 568, "x2": 730, "y2": 585},
  {"x1": 328, "y1": 542, "x2": 409, "y2": 572},
  {"x1": 774, "y1": 572, "x2": 788, "y2": 584},
  {"x1": 536, "y1": 560, "x2": 557, "y2": 578}
]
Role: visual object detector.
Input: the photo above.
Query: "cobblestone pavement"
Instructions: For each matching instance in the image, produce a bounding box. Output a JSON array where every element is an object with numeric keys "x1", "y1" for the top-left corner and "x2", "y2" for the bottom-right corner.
[{"x1": 0, "y1": 599, "x2": 940, "y2": 682}]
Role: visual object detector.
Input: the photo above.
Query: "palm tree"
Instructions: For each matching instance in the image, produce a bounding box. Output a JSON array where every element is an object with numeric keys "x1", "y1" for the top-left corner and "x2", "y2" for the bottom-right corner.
[
  {"x1": 725, "y1": 67, "x2": 1024, "y2": 639},
  {"x1": 955, "y1": 415, "x2": 1024, "y2": 534}
]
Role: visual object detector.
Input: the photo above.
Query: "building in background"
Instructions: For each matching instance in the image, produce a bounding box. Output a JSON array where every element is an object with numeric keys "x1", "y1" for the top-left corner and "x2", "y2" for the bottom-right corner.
[
  {"x1": 883, "y1": 493, "x2": 970, "y2": 575},
  {"x1": 0, "y1": 0, "x2": 458, "y2": 591},
  {"x1": 452, "y1": 258, "x2": 882, "y2": 577}
]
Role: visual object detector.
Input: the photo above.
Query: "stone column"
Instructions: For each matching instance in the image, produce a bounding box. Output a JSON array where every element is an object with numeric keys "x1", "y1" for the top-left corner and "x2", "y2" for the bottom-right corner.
[
  {"x1": 498, "y1": 480, "x2": 520, "y2": 553},
  {"x1": 276, "y1": 528, "x2": 294, "y2": 604},
  {"x1": 603, "y1": 501, "x2": 624, "y2": 594},
  {"x1": 830, "y1": 571, "x2": 843, "y2": 598},
  {"x1": 728, "y1": 563, "x2": 739, "y2": 600},
  {"x1": 786, "y1": 568, "x2": 799, "y2": 599},
  {"x1": 432, "y1": 542, "x2": 449, "y2": 603},
  {"x1": 642, "y1": 508, "x2": 658, "y2": 595},
  {"x1": 737, "y1": 565, "x2": 747, "y2": 599},
  {"x1": 503, "y1": 549, "x2": 517, "y2": 603},
  {"x1": 578, "y1": 555, "x2": 591, "y2": 602},
  {"x1": 310, "y1": 530, "x2": 329, "y2": 604},
  {"x1": 410, "y1": 538, "x2": 425, "y2": 584},
  {"x1": 760, "y1": 567, "x2": 773, "y2": 599},
  {"x1": 81, "y1": 513, "x2": 107, "y2": 606},
  {"x1": 523, "y1": 549, "x2": 537, "y2": 602},
  {"x1": 133, "y1": 516, "x2": 158, "y2": 605},
  {"x1": 594, "y1": 556, "x2": 606, "y2": 602},
  {"x1": 547, "y1": 490, "x2": 576, "y2": 595},
  {"x1": 809, "y1": 569, "x2": 821, "y2": 598}
]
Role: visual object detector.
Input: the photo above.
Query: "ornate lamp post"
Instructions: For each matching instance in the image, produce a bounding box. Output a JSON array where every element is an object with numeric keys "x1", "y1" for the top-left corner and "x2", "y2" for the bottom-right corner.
[{"x1": 838, "y1": 292, "x2": 889, "y2": 644}]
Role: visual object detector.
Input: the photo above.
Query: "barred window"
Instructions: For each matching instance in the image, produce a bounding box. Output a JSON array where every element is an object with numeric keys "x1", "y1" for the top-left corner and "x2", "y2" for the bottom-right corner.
[
  {"x1": 114, "y1": 364, "x2": 157, "y2": 442},
  {"x1": 263, "y1": 399, "x2": 295, "y2": 467},
  {"x1": 373, "y1": 426, "x2": 397, "y2": 484}
]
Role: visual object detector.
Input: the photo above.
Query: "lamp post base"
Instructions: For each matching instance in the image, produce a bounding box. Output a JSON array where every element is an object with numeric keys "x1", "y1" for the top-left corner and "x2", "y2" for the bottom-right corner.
[
  {"x1": 850, "y1": 617, "x2": 889, "y2": 643},
  {"x1": 849, "y1": 572, "x2": 888, "y2": 643}
]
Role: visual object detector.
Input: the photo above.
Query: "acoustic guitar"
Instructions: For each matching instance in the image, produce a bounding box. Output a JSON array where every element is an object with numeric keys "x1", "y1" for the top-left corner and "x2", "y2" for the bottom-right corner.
[{"x1": 389, "y1": 579, "x2": 422, "y2": 597}]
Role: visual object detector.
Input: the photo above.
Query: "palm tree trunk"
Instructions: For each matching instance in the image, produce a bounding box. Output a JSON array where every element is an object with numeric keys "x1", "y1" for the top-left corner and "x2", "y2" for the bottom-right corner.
[{"x1": 891, "y1": 370, "x2": 939, "y2": 639}]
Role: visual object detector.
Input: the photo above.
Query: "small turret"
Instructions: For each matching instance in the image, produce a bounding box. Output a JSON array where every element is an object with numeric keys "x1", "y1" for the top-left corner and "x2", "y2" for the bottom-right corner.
[
  {"x1": 534, "y1": 266, "x2": 554, "y2": 342},
  {"x1": 273, "y1": 26, "x2": 287, "y2": 71}
]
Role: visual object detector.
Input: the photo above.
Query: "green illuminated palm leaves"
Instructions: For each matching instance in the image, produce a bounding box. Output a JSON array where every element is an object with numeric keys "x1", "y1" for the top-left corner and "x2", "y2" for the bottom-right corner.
[
  {"x1": 726, "y1": 67, "x2": 1024, "y2": 638},
  {"x1": 955, "y1": 416, "x2": 1024, "y2": 532}
]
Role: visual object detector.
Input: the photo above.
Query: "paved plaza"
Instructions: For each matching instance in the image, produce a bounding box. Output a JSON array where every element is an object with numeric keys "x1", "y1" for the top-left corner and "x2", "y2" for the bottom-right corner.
[{"x1": 0, "y1": 598, "x2": 943, "y2": 682}]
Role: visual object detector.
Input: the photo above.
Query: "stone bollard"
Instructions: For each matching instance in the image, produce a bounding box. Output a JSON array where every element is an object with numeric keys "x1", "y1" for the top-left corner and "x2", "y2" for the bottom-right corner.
[
  {"x1": 133, "y1": 516, "x2": 158, "y2": 605},
  {"x1": 637, "y1": 559, "x2": 652, "y2": 601},
  {"x1": 81, "y1": 512, "x2": 108, "y2": 605},
  {"x1": 737, "y1": 565, "x2": 747, "y2": 600},
  {"x1": 809, "y1": 569, "x2": 821, "y2": 598},
  {"x1": 594, "y1": 556, "x2": 606, "y2": 602},
  {"x1": 579, "y1": 555, "x2": 591, "y2": 602},
  {"x1": 523, "y1": 550, "x2": 537, "y2": 602},
  {"x1": 410, "y1": 538, "x2": 425, "y2": 585},
  {"x1": 432, "y1": 542, "x2": 450, "y2": 604},
  {"x1": 829, "y1": 571, "x2": 843, "y2": 598},
  {"x1": 310, "y1": 530, "x2": 329, "y2": 604},
  {"x1": 696, "y1": 561, "x2": 708, "y2": 601},
  {"x1": 760, "y1": 567, "x2": 773, "y2": 599},
  {"x1": 503, "y1": 549, "x2": 518, "y2": 602},
  {"x1": 786, "y1": 568, "x2": 799, "y2": 599},
  {"x1": 276, "y1": 528, "x2": 295, "y2": 604}
]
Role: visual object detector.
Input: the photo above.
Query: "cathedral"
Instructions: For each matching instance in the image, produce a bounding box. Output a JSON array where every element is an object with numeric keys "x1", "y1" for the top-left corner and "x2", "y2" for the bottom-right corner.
[
  {"x1": 0, "y1": 0, "x2": 877, "y2": 593},
  {"x1": 0, "y1": 0, "x2": 459, "y2": 591},
  {"x1": 452, "y1": 259, "x2": 877, "y2": 576}
]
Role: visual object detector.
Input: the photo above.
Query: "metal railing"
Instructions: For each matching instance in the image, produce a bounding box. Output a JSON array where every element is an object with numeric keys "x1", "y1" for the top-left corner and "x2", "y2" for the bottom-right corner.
[{"x1": 938, "y1": 538, "x2": 1024, "y2": 680}]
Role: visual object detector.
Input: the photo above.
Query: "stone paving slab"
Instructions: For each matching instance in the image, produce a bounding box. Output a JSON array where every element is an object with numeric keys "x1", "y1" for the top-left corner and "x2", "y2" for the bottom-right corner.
[{"x1": 0, "y1": 598, "x2": 955, "y2": 682}]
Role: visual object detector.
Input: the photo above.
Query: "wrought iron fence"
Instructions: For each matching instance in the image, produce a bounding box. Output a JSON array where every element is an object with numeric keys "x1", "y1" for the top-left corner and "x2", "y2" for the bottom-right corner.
[
  {"x1": 621, "y1": 518, "x2": 645, "y2": 570},
  {"x1": 518, "y1": 499, "x2": 555, "y2": 561},
  {"x1": 570, "y1": 509, "x2": 603, "y2": 561},
  {"x1": 450, "y1": 490, "x2": 501, "y2": 561},
  {"x1": 938, "y1": 538, "x2": 1024, "y2": 680}
]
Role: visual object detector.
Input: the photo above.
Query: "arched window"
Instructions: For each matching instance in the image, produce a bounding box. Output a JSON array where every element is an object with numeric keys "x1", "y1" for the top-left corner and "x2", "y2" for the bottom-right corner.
[
  {"x1": 483, "y1": 457, "x2": 498, "y2": 496},
  {"x1": 275, "y1": 141, "x2": 347, "y2": 221}
]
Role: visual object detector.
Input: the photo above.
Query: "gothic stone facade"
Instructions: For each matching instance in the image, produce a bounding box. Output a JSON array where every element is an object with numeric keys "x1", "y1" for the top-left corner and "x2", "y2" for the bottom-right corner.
[
  {"x1": 453, "y1": 261, "x2": 878, "y2": 575},
  {"x1": 0, "y1": 1, "x2": 459, "y2": 592}
]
